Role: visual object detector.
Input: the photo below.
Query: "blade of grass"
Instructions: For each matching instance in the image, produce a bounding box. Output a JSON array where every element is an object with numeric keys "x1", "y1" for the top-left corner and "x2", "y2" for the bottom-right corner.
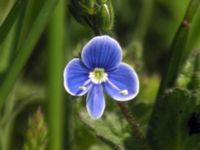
[
  {"x1": 47, "y1": 0, "x2": 65, "y2": 149},
  {"x1": 10, "y1": 0, "x2": 29, "y2": 54},
  {"x1": 156, "y1": 0, "x2": 200, "y2": 98},
  {"x1": 186, "y1": 8, "x2": 200, "y2": 52},
  {"x1": 0, "y1": 0, "x2": 28, "y2": 79},
  {"x1": 0, "y1": 24, "x2": 16, "y2": 75},
  {"x1": 16, "y1": 0, "x2": 46, "y2": 51},
  {"x1": 0, "y1": 0, "x2": 58, "y2": 108},
  {"x1": 0, "y1": 0, "x2": 26, "y2": 45}
]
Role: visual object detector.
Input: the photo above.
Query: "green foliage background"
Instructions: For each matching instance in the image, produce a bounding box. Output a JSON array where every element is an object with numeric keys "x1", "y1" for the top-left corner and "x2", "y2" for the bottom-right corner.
[{"x1": 0, "y1": 0, "x2": 200, "y2": 150}]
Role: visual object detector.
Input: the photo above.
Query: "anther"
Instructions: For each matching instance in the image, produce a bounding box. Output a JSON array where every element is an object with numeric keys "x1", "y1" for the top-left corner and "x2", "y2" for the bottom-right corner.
[
  {"x1": 79, "y1": 86, "x2": 87, "y2": 90},
  {"x1": 120, "y1": 90, "x2": 128, "y2": 95}
]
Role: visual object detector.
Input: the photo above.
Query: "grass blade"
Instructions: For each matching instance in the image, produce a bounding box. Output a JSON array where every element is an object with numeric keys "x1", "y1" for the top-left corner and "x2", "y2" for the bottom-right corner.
[
  {"x1": 0, "y1": 0, "x2": 26, "y2": 45},
  {"x1": 0, "y1": 0, "x2": 58, "y2": 108}
]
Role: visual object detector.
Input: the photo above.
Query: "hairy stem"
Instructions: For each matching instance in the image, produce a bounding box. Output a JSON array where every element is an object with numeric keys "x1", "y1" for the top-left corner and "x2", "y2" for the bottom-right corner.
[{"x1": 117, "y1": 102, "x2": 151, "y2": 150}]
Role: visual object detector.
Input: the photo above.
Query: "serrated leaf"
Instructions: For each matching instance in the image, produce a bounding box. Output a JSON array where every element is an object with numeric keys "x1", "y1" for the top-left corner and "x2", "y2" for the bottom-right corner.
[{"x1": 79, "y1": 110, "x2": 128, "y2": 150}]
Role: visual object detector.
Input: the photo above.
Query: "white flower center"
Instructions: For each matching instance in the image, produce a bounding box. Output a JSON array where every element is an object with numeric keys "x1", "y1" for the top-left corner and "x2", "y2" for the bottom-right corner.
[{"x1": 89, "y1": 68, "x2": 108, "y2": 84}]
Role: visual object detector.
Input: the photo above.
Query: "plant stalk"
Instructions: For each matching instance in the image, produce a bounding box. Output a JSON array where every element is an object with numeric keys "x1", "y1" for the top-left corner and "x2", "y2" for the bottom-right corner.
[
  {"x1": 47, "y1": 0, "x2": 65, "y2": 149},
  {"x1": 117, "y1": 102, "x2": 151, "y2": 150}
]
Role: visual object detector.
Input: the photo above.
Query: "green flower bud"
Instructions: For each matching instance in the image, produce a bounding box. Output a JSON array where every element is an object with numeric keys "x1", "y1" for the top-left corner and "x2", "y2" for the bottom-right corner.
[
  {"x1": 96, "y1": 1, "x2": 114, "y2": 31},
  {"x1": 69, "y1": 0, "x2": 114, "y2": 33}
]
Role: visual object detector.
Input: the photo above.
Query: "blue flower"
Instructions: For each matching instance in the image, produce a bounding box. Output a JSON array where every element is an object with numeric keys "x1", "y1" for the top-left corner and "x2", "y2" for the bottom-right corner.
[{"x1": 63, "y1": 35, "x2": 139, "y2": 119}]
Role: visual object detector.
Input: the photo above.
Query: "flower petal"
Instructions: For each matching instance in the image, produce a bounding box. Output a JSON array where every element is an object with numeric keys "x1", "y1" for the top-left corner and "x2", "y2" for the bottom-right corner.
[
  {"x1": 86, "y1": 84, "x2": 105, "y2": 119},
  {"x1": 104, "y1": 63, "x2": 139, "y2": 101},
  {"x1": 81, "y1": 35, "x2": 122, "y2": 70},
  {"x1": 63, "y1": 58, "x2": 91, "y2": 96}
]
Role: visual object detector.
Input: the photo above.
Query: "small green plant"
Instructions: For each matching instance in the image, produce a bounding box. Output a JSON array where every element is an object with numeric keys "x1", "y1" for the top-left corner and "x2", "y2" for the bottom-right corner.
[{"x1": 23, "y1": 108, "x2": 48, "y2": 150}]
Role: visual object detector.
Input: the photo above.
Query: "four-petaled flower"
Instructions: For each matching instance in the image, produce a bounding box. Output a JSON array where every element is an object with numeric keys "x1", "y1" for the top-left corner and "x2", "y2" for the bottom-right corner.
[{"x1": 63, "y1": 35, "x2": 139, "y2": 119}]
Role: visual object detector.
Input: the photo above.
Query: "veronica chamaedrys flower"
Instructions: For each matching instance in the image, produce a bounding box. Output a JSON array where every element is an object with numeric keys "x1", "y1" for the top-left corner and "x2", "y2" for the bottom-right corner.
[{"x1": 63, "y1": 35, "x2": 139, "y2": 119}]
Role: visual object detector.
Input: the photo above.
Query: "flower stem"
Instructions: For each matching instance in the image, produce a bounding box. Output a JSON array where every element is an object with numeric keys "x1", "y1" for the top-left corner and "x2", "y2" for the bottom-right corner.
[
  {"x1": 78, "y1": 0, "x2": 150, "y2": 148},
  {"x1": 117, "y1": 102, "x2": 151, "y2": 150}
]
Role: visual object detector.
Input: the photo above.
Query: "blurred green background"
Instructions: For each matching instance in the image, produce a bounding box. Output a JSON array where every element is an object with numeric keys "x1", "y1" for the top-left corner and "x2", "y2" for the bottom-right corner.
[{"x1": 0, "y1": 0, "x2": 200, "y2": 150}]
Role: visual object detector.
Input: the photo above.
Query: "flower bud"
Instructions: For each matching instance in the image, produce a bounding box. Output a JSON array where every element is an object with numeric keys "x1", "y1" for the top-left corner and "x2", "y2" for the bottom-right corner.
[
  {"x1": 96, "y1": 1, "x2": 114, "y2": 31},
  {"x1": 69, "y1": 0, "x2": 114, "y2": 32}
]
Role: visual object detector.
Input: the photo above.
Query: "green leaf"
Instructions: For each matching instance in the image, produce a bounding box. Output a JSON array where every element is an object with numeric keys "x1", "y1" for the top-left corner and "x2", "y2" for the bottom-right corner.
[
  {"x1": 79, "y1": 110, "x2": 128, "y2": 150},
  {"x1": 79, "y1": 108, "x2": 150, "y2": 150},
  {"x1": 148, "y1": 88, "x2": 200, "y2": 150}
]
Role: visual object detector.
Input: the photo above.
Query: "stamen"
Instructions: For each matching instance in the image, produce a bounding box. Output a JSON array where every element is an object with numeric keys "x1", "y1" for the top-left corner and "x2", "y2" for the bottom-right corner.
[
  {"x1": 106, "y1": 79, "x2": 120, "y2": 91},
  {"x1": 107, "y1": 79, "x2": 129, "y2": 96},
  {"x1": 78, "y1": 79, "x2": 91, "y2": 91}
]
